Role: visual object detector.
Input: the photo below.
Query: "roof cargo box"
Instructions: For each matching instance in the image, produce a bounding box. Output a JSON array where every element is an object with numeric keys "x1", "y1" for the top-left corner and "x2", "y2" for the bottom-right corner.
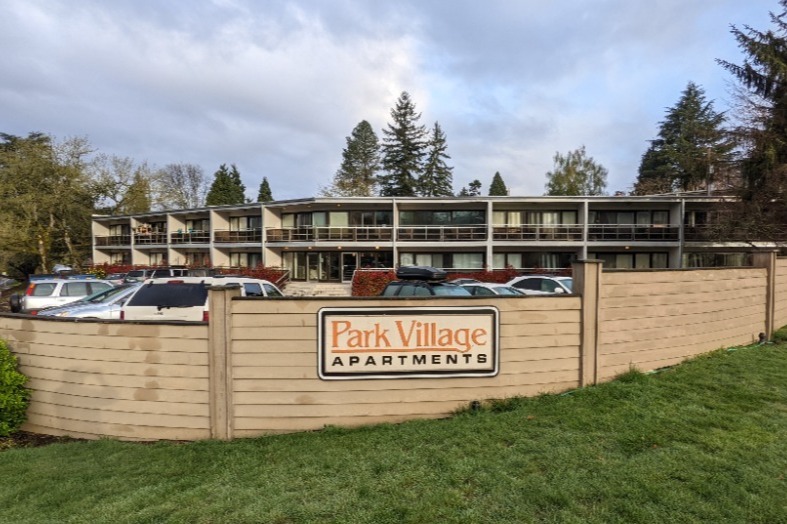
[{"x1": 395, "y1": 266, "x2": 447, "y2": 281}]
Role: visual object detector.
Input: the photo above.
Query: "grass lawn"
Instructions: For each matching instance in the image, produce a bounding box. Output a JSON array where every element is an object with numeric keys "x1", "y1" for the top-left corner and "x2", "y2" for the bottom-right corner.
[{"x1": 1, "y1": 341, "x2": 786, "y2": 523}]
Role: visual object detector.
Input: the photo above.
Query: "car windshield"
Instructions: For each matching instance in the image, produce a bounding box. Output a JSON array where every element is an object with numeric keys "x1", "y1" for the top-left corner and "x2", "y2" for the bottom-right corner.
[
  {"x1": 86, "y1": 284, "x2": 133, "y2": 303},
  {"x1": 494, "y1": 286, "x2": 521, "y2": 296},
  {"x1": 557, "y1": 278, "x2": 573, "y2": 291}
]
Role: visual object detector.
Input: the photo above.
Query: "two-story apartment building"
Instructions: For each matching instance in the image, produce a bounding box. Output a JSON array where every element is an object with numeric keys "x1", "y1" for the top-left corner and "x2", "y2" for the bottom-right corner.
[{"x1": 91, "y1": 194, "x2": 768, "y2": 283}]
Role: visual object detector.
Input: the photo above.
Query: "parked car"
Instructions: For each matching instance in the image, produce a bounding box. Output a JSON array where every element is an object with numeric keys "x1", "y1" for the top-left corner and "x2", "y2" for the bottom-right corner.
[
  {"x1": 381, "y1": 266, "x2": 471, "y2": 297},
  {"x1": 12, "y1": 277, "x2": 116, "y2": 313},
  {"x1": 35, "y1": 283, "x2": 141, "y2": 319},
  {"x1": 121, "y1": 276, "x2": 284, "y2": 322},
  {"x1": 460, "y1": 283, "x2": 524, "y2": 296},
  {"x1": 124, "y1": 266, "x2": 188, "y2": 282},
  {"x1": 507, "y1": 275, "x2": 573, "y2": 295},
  {"x1": 447, "y1": 277, "x2": 482, "y2": 286},
  {"x1": 104, "y1": 272, "x2": 128, "y2": 286}
]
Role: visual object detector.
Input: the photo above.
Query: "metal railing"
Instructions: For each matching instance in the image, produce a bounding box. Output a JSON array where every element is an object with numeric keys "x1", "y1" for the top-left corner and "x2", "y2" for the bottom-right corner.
[
  {"x1": 94, "y1": 235, "x2": 132, "y2": 247},
  {"x1": 213, "y1": 229, "x2": 263, "y2": 243},
  {"x1": 492, "y1": 225, "x2": 583, "y2": 241},
  {"x1": 587, "y1": 224, "x2": 679, "y2": 241},
  {"x1": 396, "y1": 225, "x2": 487, "y2": 241},
  {"x1": 265, "y1": 226, "x2": 394, "y2": 242},
  {"x1": 133, "y1": 232, "x2": 168, "y2": 245},
  {"x1": 170, "y1": 230, "x2": 211, "y2": 244}
]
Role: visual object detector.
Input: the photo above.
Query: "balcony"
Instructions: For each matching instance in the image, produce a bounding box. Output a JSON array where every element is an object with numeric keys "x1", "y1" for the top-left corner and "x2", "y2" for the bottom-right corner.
[
  {"x1": 95, "y1": 235, "x2": 131, "y2": 247},
  {"x1": 588, "y1": 224, "x2": 679, "y2": 241},
  {"x1": 493, "y1": 225, "x2": 583, "y2": 241},
  {"x1": 265, "y1": 226, "x2": 393, "y2": 243},
  {"x1": 396, "y1": 225, "x2": 487, "y2": 241},
  {"x1": 170, "y1": 230, "x2": 211, "y2": 244},
  {"x1": 133, "y1": 232, "x2": 168, "y2": 245},
  {"x1": 214, "y1": 229, "x2": 262, "y2": 243}
]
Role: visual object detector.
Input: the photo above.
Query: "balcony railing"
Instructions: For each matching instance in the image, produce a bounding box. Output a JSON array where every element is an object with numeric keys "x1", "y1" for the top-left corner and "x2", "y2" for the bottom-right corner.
[
  {"x1": 95, "y1": 234, "x2": 131, "y2": 247},
  {"x1": 133, "y1": 232, "x2": 168, "y2": 245},
  {"x1": 170, "y1": 230, "x2": 211, "y2": 244},
  {"x1": 588, "y1": 224, "x2": 679, "y2": 241},
  {"x1": 396, "y1": 225, "x2": 487, "y2": 241},
  {"x1": 493, "y1": 225, "x2": 583, "y2": 241},
  {"x1": 265, "y1": 226, "x2": 393, "y2": 242},
  {"x1": 214, "y1": 229, "x2": 262, "y2": 243},
  {"x1": 683, "y1": 225, "x2": 787, "y2": 242}
]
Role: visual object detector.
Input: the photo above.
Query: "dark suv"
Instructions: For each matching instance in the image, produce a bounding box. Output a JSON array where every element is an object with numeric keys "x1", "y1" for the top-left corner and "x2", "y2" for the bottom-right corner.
[{"x1": 381, "y1": 266, "x2": 471, "y2": 297}]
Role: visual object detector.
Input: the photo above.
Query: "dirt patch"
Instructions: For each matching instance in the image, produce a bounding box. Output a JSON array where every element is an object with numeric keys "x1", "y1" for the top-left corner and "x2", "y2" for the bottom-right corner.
[{"x1": 0, "y1": 431, "x2": 82, "y2": 451}]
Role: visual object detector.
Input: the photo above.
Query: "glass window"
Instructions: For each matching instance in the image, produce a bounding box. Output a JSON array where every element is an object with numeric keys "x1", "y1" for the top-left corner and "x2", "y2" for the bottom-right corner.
[
  {"x1": 493, "y1": 253, "x2": 506, "y2": 269},
  {"x1": 282, "y1": 214, "x2": 294, "y2": 228},
  {"x1": 375, "y1": 211, "x2": 392, "y2": 225},
  {"x1": 635, "y1": 253, "x2": 650, "y2": 269},
  {"x1": 329, "y1": 212, "x2": 348, "y2": 226},
  {"x1": 312, "y1": 212, "x2": 327, "y2": 226},
  {"x1": 652, "y1": 253, "x2": 668, "y2": 268},
  {"x1": 617, "y1": 212, "x2": 634, "y2": 225},
  {"x1": 62, "y1": 282, "x2": 90, "y2": 297},
  {"x1": 492, "y1": 211, "x2": 506, "y2": 226},
  {"x1": 653, "y1": 211, "x2": 669, "y2": 225},
  {"x1": 243, "y1": 283, "x2": 264, "y2": 296},
  {"x1": 263, "y1": 283, "x2": 283, "y2": 297},
  {"x1": 636, "y1": 212, "x2": 651, "y2": 225},
  {"x1": 561, "y1": 211, "x2": 577, "y2": 224},
  {"x1": 452, "y1": 253, "x2": 483, "y2": 269},
  {"x1": 31, "y1": 283, "x2": 56, "y2": 296}
]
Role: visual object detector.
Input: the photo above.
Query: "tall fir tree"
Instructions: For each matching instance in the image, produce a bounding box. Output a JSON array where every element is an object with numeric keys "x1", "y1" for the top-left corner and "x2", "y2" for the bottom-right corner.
[
  {"x1": 418, "y1": 121, "x2": 454, "y2": 196},
  {"x1": 488, "y1": 171, "x2": 508, "y2": 196},
  {"x1": 632, "y1": 82, "x2": 732, "y2": 195},
  {"x1": 257, "y1": 176, "x2": 273, "y2": 202},
  {"x1": 379, "y1": 91, "x2": 427, "y2": 196},
  {"x1": 206, "y1": 164, "x2": 245, "y2": 206},
  {"x1": 716, "y1": 1, "x2": 787, "y2": 239},
  {"x1": 229, "y1": 164, "x2": 247, "y2": 203},
  {"x1": 322, "y1": 120, "x2": 380, "y2": 196},
  {"x1": 544, "y1": 146, "x2": 607, "y2": 196}
]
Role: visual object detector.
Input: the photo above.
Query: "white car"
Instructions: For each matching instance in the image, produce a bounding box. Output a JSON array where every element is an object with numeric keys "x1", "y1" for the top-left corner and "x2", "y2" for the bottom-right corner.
[
  {"x1": 506, "y1": 275, "x2": 573, "y2": 295},
  {"x1": 35, "y1": 283, "x2": 141, "y2": 319},
  {"x1": 120, "y1": 276, "x2": 284, "y2": 322},
  {"x1": 461, "y1": 283, "x2": 524, "y2": 296}
]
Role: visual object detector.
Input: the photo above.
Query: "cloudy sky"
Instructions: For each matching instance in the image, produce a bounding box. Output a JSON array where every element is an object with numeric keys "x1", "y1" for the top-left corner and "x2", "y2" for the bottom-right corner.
[{"x1": 1, "y1": 0, "x2": 778, "y2": 201}]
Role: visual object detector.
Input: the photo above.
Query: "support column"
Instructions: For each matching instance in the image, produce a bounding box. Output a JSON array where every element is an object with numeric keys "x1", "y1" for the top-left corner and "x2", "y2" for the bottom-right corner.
[
  {"x1": 208, "y1": 284, "x2": 242, "y2": 440},
  {"x1": 573, "y1": 259, "x2": 602, "y2": 387},
  {"x1": 753, "y1": 250, "x2": 777, "y2": 340}
]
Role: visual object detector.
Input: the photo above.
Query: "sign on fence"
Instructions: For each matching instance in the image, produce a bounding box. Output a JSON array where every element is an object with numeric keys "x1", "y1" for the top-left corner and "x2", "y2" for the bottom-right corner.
[{"x1": 318, "y1": 306, "x2": 499, "y2": 380}]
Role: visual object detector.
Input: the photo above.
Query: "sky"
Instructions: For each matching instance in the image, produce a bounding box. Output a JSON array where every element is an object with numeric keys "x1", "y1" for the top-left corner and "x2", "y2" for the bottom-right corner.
[{"x1": 0, "y1": 0, "x2": 779, "y2": 201}]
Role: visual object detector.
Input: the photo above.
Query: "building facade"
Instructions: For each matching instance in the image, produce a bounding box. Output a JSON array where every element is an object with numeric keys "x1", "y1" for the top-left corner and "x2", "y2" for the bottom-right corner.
[{"x1": 91, "y1": 195, "x2": 765, "y2": 282}]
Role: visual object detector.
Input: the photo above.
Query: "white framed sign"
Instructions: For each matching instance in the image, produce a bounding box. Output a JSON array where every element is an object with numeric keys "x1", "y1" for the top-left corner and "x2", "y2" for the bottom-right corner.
[{"x1": 318, "y1": 306, "x2": 499, "y2": 380}]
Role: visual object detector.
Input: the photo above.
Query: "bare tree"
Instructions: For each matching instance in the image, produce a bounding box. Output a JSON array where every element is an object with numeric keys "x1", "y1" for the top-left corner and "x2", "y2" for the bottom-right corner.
[{"x1": 153, "y1": 163, "x2": 209, "y2": 210}]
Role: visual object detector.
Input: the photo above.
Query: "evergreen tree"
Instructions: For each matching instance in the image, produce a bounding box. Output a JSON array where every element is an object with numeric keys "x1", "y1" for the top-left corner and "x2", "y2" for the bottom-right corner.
[
  {"x1": 716, "y1": 2, "x2": 787, "y2": 239},
  {"x1": 379, "y1": 91, "x2": 427, "y2": 196},
  {"x1": 206, "y1": 164, "x2": 245, "y2": 206},
  {"x1": 488, "y1": 171, "x2": 508, "y2": 196},
  {"x1": 458, "y1": 179, "x2": 482, "y2": 196},
  {"x1": 257, "y1": 176, "x2": 273, "y2": 202},
  {"x1": 322, "y1": 120, "x2": 380, "y2": 196},
  {"x1": 229, "y1": 164, "x2": 247, "y2": 203},
  {"x1": 123, "y1": 172, "x2": 152, "y2": 214},
  {"x1": 632, "y1": 82, "x2": 732, "y2": 194},
  {"x1": 418, "y1": 122, "x2": 454, "y2": 196},
  {"x1": 544, "y1": 146, "x2": 608, "y2": 196}
]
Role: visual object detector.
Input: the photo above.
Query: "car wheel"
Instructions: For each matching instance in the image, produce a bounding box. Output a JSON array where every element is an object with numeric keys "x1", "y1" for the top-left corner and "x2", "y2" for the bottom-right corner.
[{"x1": 9, "y1": 293, "x2": 22, "y2": 313}]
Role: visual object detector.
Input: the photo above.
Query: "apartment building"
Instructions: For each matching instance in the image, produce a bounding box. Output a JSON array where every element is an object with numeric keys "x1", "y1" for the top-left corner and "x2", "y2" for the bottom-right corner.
[{"x1": 91, "y1": 194, "x2": 763, "y2": 283}]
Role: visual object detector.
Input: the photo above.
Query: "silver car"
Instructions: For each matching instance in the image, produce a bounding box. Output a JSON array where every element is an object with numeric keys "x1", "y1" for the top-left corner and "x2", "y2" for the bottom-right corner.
[
  {"x1": 18, "y1": 278, "x2": 116, "y2": 312},
  {"x1": 35, "y1": 283, "x2": 140, "y2": 319}
]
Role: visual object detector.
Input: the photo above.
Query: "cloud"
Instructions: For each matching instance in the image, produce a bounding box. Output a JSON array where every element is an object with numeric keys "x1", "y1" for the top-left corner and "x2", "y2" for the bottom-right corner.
[{"x1": 0, "y1": 0, "x2": 777, "y2": 200}]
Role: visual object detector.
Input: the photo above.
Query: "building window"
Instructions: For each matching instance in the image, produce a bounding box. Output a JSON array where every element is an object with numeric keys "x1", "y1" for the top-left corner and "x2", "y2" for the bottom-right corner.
[
  {"x1": 589, "y1": 252, "x2": 669, "y2": 269},
  {"x1": 398, "y1": 252, "x2": 483, "y2": 269}
]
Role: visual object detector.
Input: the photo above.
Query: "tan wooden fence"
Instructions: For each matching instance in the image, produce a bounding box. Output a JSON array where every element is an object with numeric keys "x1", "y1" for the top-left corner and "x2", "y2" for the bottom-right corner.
[{"x1": 0, "y1": 254, "x2": 781, "y2": 441}]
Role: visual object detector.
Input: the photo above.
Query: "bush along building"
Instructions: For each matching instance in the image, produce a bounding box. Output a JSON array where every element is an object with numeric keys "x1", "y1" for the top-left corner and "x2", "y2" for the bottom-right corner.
[{"x1": 91, "y1": 194, "x2": 777, "y2": 283}]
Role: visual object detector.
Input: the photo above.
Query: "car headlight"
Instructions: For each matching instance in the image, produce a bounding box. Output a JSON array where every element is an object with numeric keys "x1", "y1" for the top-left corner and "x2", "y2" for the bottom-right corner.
[{"x1": 55, "y1": 311, "x2": 71, "y2": 317}]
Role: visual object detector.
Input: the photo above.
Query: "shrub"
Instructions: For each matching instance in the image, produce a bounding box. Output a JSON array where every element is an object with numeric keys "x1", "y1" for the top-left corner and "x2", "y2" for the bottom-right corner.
[
  {"x1": 352, "y1": 270, "x2": 396, "y2": 296},
  {"x1": 0, "y1": 339, "x2": 31, "y2": 437}
]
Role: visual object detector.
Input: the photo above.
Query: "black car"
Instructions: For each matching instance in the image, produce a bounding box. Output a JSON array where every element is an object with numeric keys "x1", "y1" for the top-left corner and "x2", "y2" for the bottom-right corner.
[{"x1": 381, "y1": 266, "x2": 471, "y2": 297}]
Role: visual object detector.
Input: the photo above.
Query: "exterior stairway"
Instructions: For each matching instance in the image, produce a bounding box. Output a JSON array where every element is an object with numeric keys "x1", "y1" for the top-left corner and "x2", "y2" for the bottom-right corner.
[{"x1": 283, "y1": 281, "x2": 353, "y2": 297}]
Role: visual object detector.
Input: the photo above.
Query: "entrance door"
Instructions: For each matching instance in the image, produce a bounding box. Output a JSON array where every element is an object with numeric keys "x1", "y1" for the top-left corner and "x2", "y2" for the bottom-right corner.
[
  {"x1": 307, "y1": 252, "x2": 320, "y2": 281},
  {"x1": 342, "y1": 252, "x2": 357, "y2": 282}
]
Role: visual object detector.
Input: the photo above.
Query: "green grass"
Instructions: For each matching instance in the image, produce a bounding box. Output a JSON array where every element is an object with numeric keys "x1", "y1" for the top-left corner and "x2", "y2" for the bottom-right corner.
[{"x1": 1, "y1": 342, "x2": 786, "y2": 523}]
